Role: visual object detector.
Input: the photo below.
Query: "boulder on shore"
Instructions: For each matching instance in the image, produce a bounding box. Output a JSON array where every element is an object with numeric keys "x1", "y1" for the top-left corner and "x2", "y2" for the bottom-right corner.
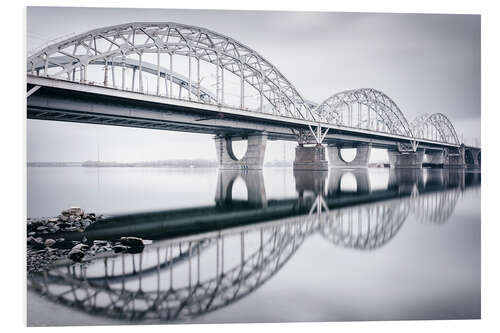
[
  {"x1": 68, "y1": 248, "x2": 85, "y2": 262},
  {"x1": 119, "y1": 237, "x2": 144, "y2": 248}
]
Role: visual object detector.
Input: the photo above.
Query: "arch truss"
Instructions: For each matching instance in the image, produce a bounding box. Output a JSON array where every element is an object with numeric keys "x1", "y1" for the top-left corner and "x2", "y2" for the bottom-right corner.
[
  {"x1": 27, "y1": 22, "x2": 315, "y2": 121},
  {"x1": 411, "y1": 113, "x2": 460, "y2": 144},
  {"x1": 314, "y1": 88, "x2": 414, "y2": 137}
]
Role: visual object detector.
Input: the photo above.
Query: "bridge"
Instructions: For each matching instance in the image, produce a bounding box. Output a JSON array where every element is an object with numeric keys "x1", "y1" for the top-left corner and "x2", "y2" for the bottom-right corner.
[
  {"x1": 28, "y1": 168, "x2": 479, "y2": 322},
  {"x1": 27, "y1": 22, "x2": 481, "y2": 170}
]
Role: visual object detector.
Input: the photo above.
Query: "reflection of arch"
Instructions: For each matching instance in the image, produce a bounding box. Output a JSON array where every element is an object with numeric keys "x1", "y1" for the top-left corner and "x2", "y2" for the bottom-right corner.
[
  {"x1": 443, "y1": 169, "x2": 466, "y2": 189},
  {"x1": 27, "y1": 22, "x2": 314, "y2": 120},
  {"x1": 411, "y1": 113, "x2": 460, "y2": 144},
  {"x1": 318, "y1": 199, "x2": 410, "y2": 250},
  {"x1": 28, "y1": 171, "x2": 481, "y2": 323},
  {"x1": 410, "y1": 189, "x2": 461, "y2": 225},
  {"x1": 314, "y1": 89, "x2": 413, "y2": 136},
  {"x1": 29, "y1": 220, "x2": 312, "y2": 322},
  {"x1": 327, "y1": 169, "x2": 371, "y2": 196},
  {"x1": 215, "y1": 170, "x2": 267, "y2": 208}
]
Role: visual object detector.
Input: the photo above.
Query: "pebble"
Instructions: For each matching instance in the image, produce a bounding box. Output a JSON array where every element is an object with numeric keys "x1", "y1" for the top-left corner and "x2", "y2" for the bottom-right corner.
[{"x1": 44, "y1": 239, "x2": 56, "y2": 247}]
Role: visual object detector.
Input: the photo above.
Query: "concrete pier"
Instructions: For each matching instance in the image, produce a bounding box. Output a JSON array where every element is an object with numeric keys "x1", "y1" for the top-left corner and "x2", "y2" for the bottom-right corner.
[
  {"x1": 443, "y1": 147, "x2": 465, "y2": 169},
  {"x1": 293, "y1": 145, "x2": 328, "y2": 170},
  {"x1": 327, "y1": 143, "x2": 371, "y2": 168},
  {"x1": 215, "y1": 133, "x2": 267, "y2": 170},
  {"x1": 388, "y1": 150, "x2": 425, "y2": 168},
  {"x1": 464, "y1": 148, "x2": 481, "y2": 169},
  {"x1": 425, "y1": 150, "x2": 445, "y2": 167}
]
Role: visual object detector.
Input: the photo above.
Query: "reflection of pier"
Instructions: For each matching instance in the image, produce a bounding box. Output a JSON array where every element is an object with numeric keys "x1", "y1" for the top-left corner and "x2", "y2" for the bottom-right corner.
[
  {"x1": 215, "y1": 170, "x2": 267, "y2": 208},
  {"x1": 28, "y1": 168, "x2": 480, "y2": 323},
  {"x1": 327, "y1": 169, "x2": 371, "y2": 196}
]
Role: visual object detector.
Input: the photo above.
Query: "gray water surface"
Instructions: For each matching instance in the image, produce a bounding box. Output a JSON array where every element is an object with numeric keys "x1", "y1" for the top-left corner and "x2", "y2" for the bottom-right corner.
[{"x1": 27, "y1": 167, "x2": 481, "y2": 325}]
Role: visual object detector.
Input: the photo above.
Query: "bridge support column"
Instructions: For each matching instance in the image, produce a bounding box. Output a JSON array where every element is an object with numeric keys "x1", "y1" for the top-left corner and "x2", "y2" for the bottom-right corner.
[
  {"x1": 388, "y1": 149, "x2": 425, "y2": 169},
  {"x1": 443, "y1": 146, "x2": 465, "y2": 169},
  {"x1": 327, "y1": 143, "x2": 371, "y2": 168},
  {"x1": 425, "y1": 150, "x2": 445, "y2": 168},
  {"x1": 465, "y1": 148, "x2": 481, "y2": 169},
  {"x1": 293, "y1": 144, "x2": 328, "y2": 171},
  {"x1": 215, "y1": 133, "x2": 267, "y2": 170}
]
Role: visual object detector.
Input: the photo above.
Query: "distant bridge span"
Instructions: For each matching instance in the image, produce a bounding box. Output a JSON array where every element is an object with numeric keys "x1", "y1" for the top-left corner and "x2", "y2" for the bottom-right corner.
[{"x1": 27, "y1": 22, "x2": 480, "y2": 170}]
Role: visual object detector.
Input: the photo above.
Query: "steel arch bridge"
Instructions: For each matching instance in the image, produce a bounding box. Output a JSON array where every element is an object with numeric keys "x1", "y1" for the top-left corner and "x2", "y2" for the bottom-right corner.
[
  {"x1": 27, "y1": 22, "x2": 315, "y2": 121},
  {"x1": 26, "y1": 21, "x2": 466, "y2": 148}
]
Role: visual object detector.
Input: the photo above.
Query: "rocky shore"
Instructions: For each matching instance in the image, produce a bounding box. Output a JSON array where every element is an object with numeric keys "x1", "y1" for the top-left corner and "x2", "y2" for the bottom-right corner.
[{"x1": 27, "y1": 207, "x2": 146, "y2": 274}]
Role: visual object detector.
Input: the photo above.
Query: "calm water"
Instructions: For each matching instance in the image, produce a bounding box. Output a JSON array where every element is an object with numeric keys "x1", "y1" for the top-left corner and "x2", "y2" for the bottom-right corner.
[{"x1": 27, "y1": 167, "x2": 481, "y2": 325}]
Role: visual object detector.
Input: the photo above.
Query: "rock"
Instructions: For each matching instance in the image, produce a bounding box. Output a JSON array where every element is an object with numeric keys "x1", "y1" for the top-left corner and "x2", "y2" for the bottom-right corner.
[
  {"x1": 126, "y1": 246, "x2": 144, "y2": 254},
  {"x1": 44, "y1": 239, "x2": 56, "y2": 247},
  {"x1": 48, "y1": 218, "x2": 59, "y2": 223},
  {"x1": 93, "y1": 240, "x2": 108, "y2": 246},
  {"x1": 82, "y1": 219, "x2": 92, "y2": 227},
  {"x1": 71, "y1": 243, "x2": 89, "y2": 251},
  {"x1": 28, "y1": 237, "x2": 45, "y2": 249},
  {"x1": 68, "y1": 248, "x2": 85, "y2": 262},
  {"x1": 119, "y1": 237, "x2": 144, "y2": 248},
  {"x1": 112, "y1": 245, "x2": 128, "y2": 253},
  {"x1": 28, "y1": 232, "x2": 36, "y2": 237},
  {"x1": 68, "y1": 207, "x2": 84, "y2": 216},
  {"x1": 56, "y1": 238, "x2": 65, "y2": 243},
  {"x1": 36, "y1": 226, "x2": 48, "y2": 231}
]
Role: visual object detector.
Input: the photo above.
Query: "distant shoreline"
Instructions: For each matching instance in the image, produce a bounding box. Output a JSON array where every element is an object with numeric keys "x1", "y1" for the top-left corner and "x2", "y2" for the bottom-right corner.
[{"x1": 26, "y1": 161, "x2": 296, "y2": 168}]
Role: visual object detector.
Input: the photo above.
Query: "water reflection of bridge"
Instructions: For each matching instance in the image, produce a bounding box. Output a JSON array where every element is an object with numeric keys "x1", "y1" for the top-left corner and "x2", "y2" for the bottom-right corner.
[{"x1": 29, "y1": 169, "x2": 480, "y2": 323}]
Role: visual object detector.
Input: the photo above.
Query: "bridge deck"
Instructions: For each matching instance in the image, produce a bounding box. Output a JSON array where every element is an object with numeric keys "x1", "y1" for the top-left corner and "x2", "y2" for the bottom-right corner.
[{"x1": 27, "y1": 76, "x2": 461, "y2": 150}]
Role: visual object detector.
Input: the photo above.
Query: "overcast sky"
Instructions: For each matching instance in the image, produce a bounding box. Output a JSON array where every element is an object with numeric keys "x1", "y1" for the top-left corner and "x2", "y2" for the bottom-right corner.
[{"x1": 27, "y1": 7, "x2": 480, "y2": 162}]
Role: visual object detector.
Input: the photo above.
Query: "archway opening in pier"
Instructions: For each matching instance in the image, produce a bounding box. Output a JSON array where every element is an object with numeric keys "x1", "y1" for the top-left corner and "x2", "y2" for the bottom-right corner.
[
  {"x1": 340, "y1": 172, "x2": 357, "y2": 192},
  {"x1": 231, "y1": 139, "x2": 248, "y2": 160},
  {"x1": 340, "y1": 148, "x2": 357, "y2": 163},
  {"x1": 231, "y1": 177, "x2": 248, "y2": 201},
  {"x1": 465, "y1": 150, "x2": 474, "y2": 164}
]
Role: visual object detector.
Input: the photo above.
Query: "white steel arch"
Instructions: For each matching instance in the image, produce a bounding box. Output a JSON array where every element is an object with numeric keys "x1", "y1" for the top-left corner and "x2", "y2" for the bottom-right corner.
[
  {"x1": 27, "y1": 22, "x2": 315, "y2": 121},
  {"x1": 411, "y1": 113, "x2": 460, "y2": 144},
  {"x1": 314, "y1": 88, "x2": 414, "y2": 137}
]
